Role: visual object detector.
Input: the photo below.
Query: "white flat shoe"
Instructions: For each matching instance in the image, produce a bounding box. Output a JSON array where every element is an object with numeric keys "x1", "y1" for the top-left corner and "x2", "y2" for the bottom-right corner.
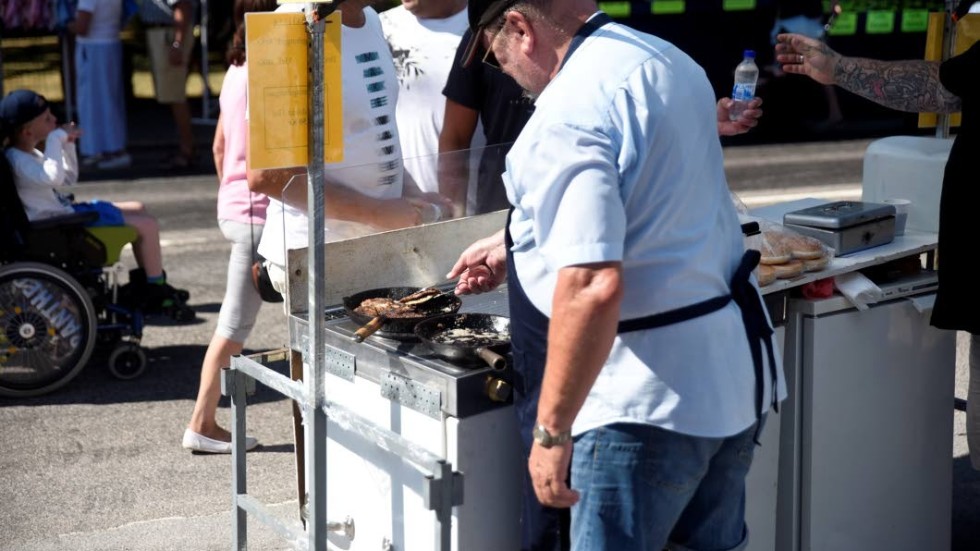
[{"x1": 182, "y1": 428, "x2": 258, "y2": 454}]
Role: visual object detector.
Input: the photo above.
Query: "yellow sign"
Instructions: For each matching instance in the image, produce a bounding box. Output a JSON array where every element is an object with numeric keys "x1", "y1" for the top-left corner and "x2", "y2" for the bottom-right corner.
[
  {"x1": 919, "y1": 13, "x2": 980, "y2": 129},
  {"x1": 246, "y1": 11, "x2": 343, "y2": 169}
]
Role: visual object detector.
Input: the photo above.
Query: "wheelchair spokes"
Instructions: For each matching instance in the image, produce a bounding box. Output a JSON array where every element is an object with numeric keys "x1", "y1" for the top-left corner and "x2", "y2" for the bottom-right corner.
[{"x1": 0, "y1": 263, "x2": 96, "y2": 397}]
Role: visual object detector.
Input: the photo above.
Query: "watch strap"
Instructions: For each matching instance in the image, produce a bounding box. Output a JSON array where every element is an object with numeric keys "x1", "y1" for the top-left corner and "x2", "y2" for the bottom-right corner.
[{"x1": 533, "y1": 424, "x2": 572, "y2": 448}]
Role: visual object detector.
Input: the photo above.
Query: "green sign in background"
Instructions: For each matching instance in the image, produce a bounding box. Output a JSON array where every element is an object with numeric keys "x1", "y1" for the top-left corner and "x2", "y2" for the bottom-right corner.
[
  {"x1": 723, "y1": 0, "x2": 756, "y2": 11},
  {"x1": 827, "y1": 11, "x2": 859, "y2": 35},
  {"x1": 866, "y1": 10, "x2": 896, "y2": 34},
  {"x1": 901, "y1": 9, "x2": 929, "y2": 33},
  {"x1": 651, "y1": 0, "x2": 686, "y2": 14},
  {"x1": 598, "y1": 1, "x2": 631, "y2": 18}
]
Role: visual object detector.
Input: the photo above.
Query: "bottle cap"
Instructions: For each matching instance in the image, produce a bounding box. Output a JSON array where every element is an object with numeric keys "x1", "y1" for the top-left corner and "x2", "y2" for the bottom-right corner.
[{"x1": 744, "y1": 49, "x2": 756, "y2": 59}]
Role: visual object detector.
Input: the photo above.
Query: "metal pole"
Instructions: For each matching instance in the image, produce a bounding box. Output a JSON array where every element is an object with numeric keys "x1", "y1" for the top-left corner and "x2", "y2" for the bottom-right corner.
[
  {"x1": 936, "y1": 0, "x2": 959, "y2": 139},
  {"x1": 61, "y1": 33, "x2": 74, "y2": 123},
  {"x1": 227, "y1": 367, "x2": 249, "y2": 550},
  {"x1": 200, "y1": 0, "x2": 212, "y2": 121},
  {"x1": 305, "y1": 3, "x2": 331, "y2": 550}
]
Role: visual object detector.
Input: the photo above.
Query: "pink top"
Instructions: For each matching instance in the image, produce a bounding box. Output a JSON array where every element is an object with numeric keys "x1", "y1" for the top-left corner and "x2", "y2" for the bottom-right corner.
[{"x1": 217, "y1": 62, "x2": 267, "y2": 224}]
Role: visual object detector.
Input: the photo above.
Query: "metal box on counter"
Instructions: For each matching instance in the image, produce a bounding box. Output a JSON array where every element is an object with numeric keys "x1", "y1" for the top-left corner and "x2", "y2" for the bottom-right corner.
[{"x1": 783, "y1": 201, "x2": 896, "y2": 256}]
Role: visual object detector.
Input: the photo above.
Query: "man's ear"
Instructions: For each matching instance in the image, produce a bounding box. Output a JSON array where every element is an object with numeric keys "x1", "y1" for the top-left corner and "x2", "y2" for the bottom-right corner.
[{"x1": 507, "y1": 11, "x2": 535, "y2": 55}]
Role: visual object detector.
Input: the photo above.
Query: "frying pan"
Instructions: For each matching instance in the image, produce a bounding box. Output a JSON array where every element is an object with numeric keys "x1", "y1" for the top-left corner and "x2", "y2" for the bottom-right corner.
[
  {"x1": 343, "y1": 287, "x2": 461, "y2": 341},
  {"x1": 414, "y1": 313, "x2": 511, "y2": 371}
]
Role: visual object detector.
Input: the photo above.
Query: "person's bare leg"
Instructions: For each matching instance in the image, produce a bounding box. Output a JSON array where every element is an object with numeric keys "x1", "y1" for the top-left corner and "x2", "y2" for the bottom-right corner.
[
  {"x1": 171, "y1": 100, "x2": 194, "y2": 158},
  {"x1": 119, "y1": 208, "x2": 164, "y2": 277},
  {"x1": 188, "y1": 334, "x2": 245, "y2": 441}
]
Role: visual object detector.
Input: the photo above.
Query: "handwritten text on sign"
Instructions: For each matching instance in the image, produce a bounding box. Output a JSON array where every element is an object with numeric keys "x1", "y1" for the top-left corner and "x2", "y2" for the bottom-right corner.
[{"x1": 246, "y1": 12, "x2": 343, "y2": 169}]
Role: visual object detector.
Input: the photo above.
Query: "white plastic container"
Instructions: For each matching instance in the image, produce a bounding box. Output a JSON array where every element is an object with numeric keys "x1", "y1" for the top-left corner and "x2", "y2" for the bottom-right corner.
[{"x1": 861, "y1": 136, "x2": 953, "y2": 233}]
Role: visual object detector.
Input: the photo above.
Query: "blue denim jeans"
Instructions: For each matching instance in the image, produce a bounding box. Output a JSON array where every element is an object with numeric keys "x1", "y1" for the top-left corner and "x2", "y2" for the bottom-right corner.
[{"x1": 570, "y1": 422, "x2": 757, "y2": 551}]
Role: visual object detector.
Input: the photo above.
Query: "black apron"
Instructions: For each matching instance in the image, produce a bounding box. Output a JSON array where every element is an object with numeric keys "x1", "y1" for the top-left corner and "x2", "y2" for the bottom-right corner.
[{"x1": 504, "y1": 14, "x2": 613, "y2": 551}]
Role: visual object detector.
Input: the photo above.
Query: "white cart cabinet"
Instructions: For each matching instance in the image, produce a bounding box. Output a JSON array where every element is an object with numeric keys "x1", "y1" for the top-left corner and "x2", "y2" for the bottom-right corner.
[
  {"x1": 777, "y1": 292, "x2": 955, "y2": 551},
  {"x1": 744, "y1": 326, "x2": 784, "y2": 551}
]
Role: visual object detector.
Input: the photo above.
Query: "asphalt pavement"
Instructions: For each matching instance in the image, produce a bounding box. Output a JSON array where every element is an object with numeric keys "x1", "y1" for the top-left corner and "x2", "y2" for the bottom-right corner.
[{"x1": 1, "y1": 137, "x2": 978, "y2": 550}]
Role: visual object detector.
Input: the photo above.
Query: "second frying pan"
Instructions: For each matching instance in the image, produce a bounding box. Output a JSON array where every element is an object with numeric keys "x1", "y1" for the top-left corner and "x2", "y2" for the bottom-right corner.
[{"x1": 414, "y1": 313, "x2": 511, "y2": 370}]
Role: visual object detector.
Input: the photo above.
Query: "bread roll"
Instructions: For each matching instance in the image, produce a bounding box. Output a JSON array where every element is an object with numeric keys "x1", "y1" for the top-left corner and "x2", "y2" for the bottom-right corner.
[
  {"x1": 759, "y1": 231, "x2": 791, "y2": 265},
  {"x1": 786, "y1": 234, "x2": 825, "y2": 260},
  {"x1": 773, "y1": 259, "x2": 804, "y2": 279},
  {"x1": 756, "y1": 264, "x2": 776, "y2": 286},
  {"x1": 803, "y1": 254, "x2": 829, "y2": 272}
]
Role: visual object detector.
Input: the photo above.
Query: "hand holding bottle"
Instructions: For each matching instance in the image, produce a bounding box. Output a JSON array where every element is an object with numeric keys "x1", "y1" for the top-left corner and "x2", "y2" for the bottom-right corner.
[{"x1": 717, "y1": 97, "x2": 763, "y2": 136}]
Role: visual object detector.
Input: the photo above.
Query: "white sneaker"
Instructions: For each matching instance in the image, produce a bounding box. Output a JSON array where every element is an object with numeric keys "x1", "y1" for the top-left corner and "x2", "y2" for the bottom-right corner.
[
  {"x1": 182, "y1": 428, "x2": 259, "y2": 454},
  {"x1": 97, "y1": 153, "x2": 132, "y2": 170}
]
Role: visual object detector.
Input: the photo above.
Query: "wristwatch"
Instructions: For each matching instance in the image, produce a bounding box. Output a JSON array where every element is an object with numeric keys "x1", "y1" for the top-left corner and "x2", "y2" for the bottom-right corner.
[
  {"x1": 532, "y1": 424, "x2": 572, "y2": 448},
  {"x1": 171, "y1": 40, "x2": 182, "y2": 50}
]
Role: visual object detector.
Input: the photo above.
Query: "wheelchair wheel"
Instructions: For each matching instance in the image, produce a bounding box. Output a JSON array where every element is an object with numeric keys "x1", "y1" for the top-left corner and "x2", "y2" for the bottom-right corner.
[
  {"x1": 107, "y1": 342, "x2": 147, "y2": 380},
  {"x1": 0, "y1": 262, "x2": 97, "y2": 397}
]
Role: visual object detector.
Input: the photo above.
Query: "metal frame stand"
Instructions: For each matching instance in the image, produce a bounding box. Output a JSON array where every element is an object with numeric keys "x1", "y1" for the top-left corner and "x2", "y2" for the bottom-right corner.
[
  {"x1": 223, "y1": 2, "x2": 461, "y2": 549},
  {"x1": 936, "y1": 1, "x2": 956, "y2": 139}
]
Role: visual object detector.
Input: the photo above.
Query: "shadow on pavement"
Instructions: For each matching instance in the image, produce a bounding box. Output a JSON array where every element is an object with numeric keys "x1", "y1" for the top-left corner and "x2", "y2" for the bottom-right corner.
[{"x1": 0, "y1": 344, "x2": 290, "y2": 408}]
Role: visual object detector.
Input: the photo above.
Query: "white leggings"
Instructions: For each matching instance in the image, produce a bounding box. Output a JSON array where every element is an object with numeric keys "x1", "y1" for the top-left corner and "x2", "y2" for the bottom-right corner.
[
  {"x1": 969, "y1": 334, "x2": 980, "y2": 470},
  {"x1": 216, "y1": 220, "x2": 264, "y2": 343}
]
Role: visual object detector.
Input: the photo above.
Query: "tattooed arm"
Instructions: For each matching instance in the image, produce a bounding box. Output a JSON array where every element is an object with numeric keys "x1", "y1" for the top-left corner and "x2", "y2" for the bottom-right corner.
[
  {"x1": 775, "y1": 33, "x2": 962, "y2": 114},
  {"x1": 834, "y1": 58, "x2": 961, "y2": 113}
]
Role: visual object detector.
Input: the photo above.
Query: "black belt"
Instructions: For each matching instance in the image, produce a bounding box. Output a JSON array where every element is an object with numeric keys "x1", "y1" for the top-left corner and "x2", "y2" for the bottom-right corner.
[{"x1": 617, "y1": 250, "x2": 779, "y2": 443}]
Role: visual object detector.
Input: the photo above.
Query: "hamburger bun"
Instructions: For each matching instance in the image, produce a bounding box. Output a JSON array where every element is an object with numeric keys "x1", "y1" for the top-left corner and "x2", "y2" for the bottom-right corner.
[
  {"x1": 803, "y1": 254, "x2": 829, "y2": 272},
  {"x1": 786, "y1": 234, "x2": 826, "y2": 260},
  {"x1": 772, "y1": 259, "x2": 804, "y2": 279},
  {"x1": 756, "y1": 264, "x2": 776, "y2": 286},
  {"x1": 758, "y1": 232, "x2": 792, "y2": 265}
]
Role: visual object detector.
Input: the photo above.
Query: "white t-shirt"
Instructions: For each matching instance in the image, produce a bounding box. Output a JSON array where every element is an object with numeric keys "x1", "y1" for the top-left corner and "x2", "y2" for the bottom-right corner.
[
  {"x1": 258, "y1": 6, "x2": 403, "y2": 266},
  {"x1": 5, "y1": 129, "x2": 79, "y2": 221},
  {"x1": 76, "y1": 0, "x2": 122, "y2": 43},
  {"x1": 379, "y1": 5, "x2": 468, "y2": 192}
]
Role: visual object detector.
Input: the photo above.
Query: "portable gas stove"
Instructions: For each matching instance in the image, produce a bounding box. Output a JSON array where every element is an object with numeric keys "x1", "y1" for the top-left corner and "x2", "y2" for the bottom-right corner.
[
  {"x1": 290, "y1": 285, "x2": 513, "y2": 419},
  {"x1": 286, "y1": 284, "x2": 523, "y2": 550}
]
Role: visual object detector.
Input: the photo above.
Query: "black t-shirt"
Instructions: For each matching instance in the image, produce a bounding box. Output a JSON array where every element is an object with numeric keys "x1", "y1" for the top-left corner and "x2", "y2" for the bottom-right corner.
[
  {"x1": 930, "y1": 40, "x2": 979, "y2": 333},
  {"x1": 442, "y1": 29, "x2": 535, "y2": 213},
  {"x1": 776, "y1": 0, "x2": 823, "y2": 19},
  {"x1": 443, "y1": 28, "x2": 535, "y2": 147}
]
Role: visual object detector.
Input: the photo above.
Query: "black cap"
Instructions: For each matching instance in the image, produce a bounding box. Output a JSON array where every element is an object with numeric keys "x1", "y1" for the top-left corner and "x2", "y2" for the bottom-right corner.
[
  {"x1": 0, "y1": 89, "x2": 49, "y2": 131},
  {"x1": 461, "y1": 0, "x2": 520, "y2": 67}
]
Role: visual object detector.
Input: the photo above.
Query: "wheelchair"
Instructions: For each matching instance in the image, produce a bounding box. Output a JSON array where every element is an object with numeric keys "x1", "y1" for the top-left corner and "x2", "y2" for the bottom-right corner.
[{"x1": 0, "y1": 157, "x2": 190, "y2": 397}]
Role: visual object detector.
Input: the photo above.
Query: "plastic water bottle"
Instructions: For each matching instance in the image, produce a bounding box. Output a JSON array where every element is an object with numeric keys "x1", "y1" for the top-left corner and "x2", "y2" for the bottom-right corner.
[{"x1": 729, "y1": 49, "x2": 758, "y2": 121}]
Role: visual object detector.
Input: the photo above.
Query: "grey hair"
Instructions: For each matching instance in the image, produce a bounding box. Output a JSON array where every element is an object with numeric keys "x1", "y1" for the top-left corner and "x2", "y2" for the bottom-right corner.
[{"x1": 505, "y1": 0, "x2": 569, "y2": 40}]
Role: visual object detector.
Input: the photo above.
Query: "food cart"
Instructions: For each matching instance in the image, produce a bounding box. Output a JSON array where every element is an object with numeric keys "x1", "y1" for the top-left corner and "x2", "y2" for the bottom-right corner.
[
  {"x1": 222, "y1": 2, "x2": 965, "y2": 550},
  {"x1": 225, "y1": 191, "x2": 956, "y2": 551}
]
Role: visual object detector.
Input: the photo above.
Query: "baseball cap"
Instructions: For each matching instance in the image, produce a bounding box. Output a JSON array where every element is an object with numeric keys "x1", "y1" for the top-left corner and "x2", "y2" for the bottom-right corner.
[
  {"x1": 0, "y1": 90, "x2": 49, "y2": 131},
  {"x1": 461, "y1": 0, "x2": 521, "y2": 67}
]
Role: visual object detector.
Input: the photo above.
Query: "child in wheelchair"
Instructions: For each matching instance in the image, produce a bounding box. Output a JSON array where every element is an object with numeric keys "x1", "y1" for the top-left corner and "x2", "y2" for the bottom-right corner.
[{"x1": 1, "y1": 89, "x2": 193, "y2": 320}]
